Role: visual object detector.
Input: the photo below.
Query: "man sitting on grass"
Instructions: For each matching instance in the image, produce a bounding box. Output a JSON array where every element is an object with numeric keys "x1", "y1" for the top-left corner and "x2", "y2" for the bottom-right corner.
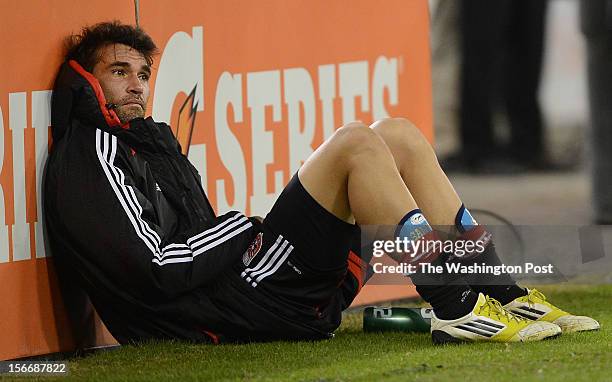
[{"x1": 44, "y1": 21, "x2": 599, "y2": 345}]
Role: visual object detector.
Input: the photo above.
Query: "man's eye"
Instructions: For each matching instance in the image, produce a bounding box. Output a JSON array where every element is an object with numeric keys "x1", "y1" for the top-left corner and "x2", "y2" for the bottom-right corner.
[
  {"x1": 138, "y1": 73, "x2": 150, "y2": 81},
  {"x1": 111, "y1": 69, "x2": 126, "y2": 76}
]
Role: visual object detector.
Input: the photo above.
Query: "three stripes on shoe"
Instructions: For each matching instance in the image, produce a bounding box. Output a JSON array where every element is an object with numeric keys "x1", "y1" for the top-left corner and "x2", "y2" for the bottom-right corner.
[
  {"x1": 453, "y1": 320, "x2": 504, "y2": 338},
  {"x1": 509, "y1": 306, "x2": 546, "y2": 321}
]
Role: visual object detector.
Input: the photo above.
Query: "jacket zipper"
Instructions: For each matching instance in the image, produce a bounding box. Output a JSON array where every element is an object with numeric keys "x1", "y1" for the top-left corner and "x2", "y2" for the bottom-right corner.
[{"x1": 144, "y1": 125, "x2": 209, "y2": 222}]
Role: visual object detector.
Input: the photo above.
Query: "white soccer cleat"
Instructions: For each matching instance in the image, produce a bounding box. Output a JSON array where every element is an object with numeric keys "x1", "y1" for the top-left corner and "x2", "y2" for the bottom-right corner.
[
  {"x1": 504, "y1": 288, "x2": 600, "y2": 333},
  {"x1": 431, "y1": 293, "x2": 562, "y2": 344}
]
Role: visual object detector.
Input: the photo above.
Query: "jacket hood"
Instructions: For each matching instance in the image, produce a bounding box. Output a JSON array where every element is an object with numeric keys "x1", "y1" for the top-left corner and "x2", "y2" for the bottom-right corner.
[{"x1": 51, "y1": 60, "x2": 126, "y2": 142}]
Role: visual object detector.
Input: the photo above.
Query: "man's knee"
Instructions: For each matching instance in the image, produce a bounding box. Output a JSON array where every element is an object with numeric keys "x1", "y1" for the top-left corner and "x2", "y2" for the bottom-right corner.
[
  {"x1": 331, "y1": 121, "x2": 389, "y2": 159},
  {"x1": 370, "y1": 117, "x2": 432, "y2": 157}
]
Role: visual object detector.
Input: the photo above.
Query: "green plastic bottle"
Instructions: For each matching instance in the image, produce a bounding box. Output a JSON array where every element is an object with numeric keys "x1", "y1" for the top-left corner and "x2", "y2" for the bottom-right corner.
[{"x1": 363, "y1": 306, "x2": 432, "y2": 333}]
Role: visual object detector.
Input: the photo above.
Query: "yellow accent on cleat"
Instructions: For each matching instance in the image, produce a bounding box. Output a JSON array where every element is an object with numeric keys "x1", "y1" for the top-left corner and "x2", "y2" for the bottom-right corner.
[
  {"x1": 504, "y1": 288, "x2": 600, "y2": 333},
  {"x1": 431, "y1": 293, "x2": 561, "y2": 344}
]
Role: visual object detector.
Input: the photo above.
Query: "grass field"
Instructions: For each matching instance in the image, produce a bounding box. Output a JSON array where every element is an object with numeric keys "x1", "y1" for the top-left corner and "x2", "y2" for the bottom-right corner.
[{"x1": 9, "y1": 284, "x2": 611, "y2": 382}]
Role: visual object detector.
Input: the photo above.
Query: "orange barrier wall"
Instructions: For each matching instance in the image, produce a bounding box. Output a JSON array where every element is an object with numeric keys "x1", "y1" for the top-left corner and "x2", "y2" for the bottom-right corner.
[{"x1": 0, "y1": 0, "x2": 431, "y2": 360}]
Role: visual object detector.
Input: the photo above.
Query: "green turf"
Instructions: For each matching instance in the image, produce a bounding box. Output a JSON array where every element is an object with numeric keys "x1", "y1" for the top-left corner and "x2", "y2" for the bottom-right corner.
[{"x1": 10, "y1": 285, "x2": 612, "y2": 382}]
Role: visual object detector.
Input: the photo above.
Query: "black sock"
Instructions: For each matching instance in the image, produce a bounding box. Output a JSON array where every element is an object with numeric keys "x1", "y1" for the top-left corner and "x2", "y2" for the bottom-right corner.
[
  {"x1": 396, "y1": 211, "x2": 479, "y2": 320},
  {"x1": 410, "y1": 256, "x2": 478, "y2": 320},
  {"x1": 463, "y1": 244, "x2": 527, "y2": 305},
  {"x1": 414, "y1": 282, "x2": 478, "y2": 320},
  {"x1": 453, "y1": 204, "x2": 527, "y2": 305}
]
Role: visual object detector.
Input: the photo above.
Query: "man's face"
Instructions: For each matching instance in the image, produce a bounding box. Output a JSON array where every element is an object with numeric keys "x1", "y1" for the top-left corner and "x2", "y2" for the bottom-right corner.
[{"x1": 92, "y1": 43, "x2": 151, "y2": 124}]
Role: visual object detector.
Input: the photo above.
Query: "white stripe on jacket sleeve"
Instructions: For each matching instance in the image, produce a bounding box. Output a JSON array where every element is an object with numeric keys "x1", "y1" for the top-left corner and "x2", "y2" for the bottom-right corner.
[{"x1": 95, "y1": 129, "x2": 252, "y2": 266}]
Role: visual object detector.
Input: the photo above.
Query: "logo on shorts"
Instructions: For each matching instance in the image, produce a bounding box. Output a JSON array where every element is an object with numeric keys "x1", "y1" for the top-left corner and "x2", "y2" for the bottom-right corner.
[
  {"x1": 286, "y1": 260, "x2": 302, "y2": 275},
  {"x1": 243, "y1": 232, "x2": 263, "y2": 266}
]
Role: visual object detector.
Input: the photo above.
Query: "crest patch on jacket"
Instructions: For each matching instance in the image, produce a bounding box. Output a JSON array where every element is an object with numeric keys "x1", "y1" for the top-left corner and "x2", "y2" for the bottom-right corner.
[{"x1": 243, "y1": 232, "x2": 263, "y2": 266}]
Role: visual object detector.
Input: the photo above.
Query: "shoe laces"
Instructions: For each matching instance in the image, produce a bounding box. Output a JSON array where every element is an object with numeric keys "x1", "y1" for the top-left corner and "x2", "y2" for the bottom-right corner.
[
  {"x1": 525, "y1": 288, "x2": 564, "y2": 314},
  {"x1": 524, "y1": 288, "x2": 548, "y2": 308},
  {"x1": 479, "y1": 295, "x2": 526, "y2": 323}
]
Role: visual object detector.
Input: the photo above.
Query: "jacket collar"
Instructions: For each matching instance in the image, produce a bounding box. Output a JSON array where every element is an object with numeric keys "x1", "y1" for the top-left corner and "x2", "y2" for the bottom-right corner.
[{"x1": 51, "y1": 60, "x2": 130, "y2": 142}]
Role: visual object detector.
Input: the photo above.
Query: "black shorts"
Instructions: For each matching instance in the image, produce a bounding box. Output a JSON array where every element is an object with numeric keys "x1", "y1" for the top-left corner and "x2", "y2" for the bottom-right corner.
[{"x1": 231, "y1": 173, "x2": 361, "y2": 317}]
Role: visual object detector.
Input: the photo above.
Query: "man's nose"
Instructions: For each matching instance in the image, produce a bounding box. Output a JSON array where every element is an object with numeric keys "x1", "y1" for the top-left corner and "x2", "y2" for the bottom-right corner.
[{"x1": 127, "y1": 75, "x2": 144, "y2": 94}]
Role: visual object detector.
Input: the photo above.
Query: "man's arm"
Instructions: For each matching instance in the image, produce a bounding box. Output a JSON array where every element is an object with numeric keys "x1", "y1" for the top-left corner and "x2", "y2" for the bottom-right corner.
[{"x1": 49, "y1": 129, "x2": 259, "y2": 300}]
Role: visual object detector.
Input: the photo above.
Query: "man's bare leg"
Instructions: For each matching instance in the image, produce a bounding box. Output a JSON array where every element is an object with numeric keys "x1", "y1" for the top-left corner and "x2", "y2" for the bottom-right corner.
[
  {"x1": 297, "y1": 121, "x2": 418, "y2": 226},
  {"x1": 370, "y1": 118, "x2": 461, "y2": 229},
  {"x1": 298, "y1": 117, "x2": 464, "y2": 230},
  {"x1": 369, "y1": 117, "x2": 530, "y2": 307}
]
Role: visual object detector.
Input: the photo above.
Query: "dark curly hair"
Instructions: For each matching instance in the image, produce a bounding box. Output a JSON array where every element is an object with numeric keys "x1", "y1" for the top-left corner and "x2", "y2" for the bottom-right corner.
[{"x1": 64, "y1": 21, "x2": 158, "y2": 72}]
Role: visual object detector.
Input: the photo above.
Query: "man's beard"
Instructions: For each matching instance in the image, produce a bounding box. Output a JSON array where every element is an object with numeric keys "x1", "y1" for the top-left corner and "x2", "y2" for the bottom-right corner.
[
  {"x1": 116, "y1": 105, "x2": 145, "y2": 124},
  {"x1": 112, "y1": 95, "x2": 146, "y2": 123}
]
